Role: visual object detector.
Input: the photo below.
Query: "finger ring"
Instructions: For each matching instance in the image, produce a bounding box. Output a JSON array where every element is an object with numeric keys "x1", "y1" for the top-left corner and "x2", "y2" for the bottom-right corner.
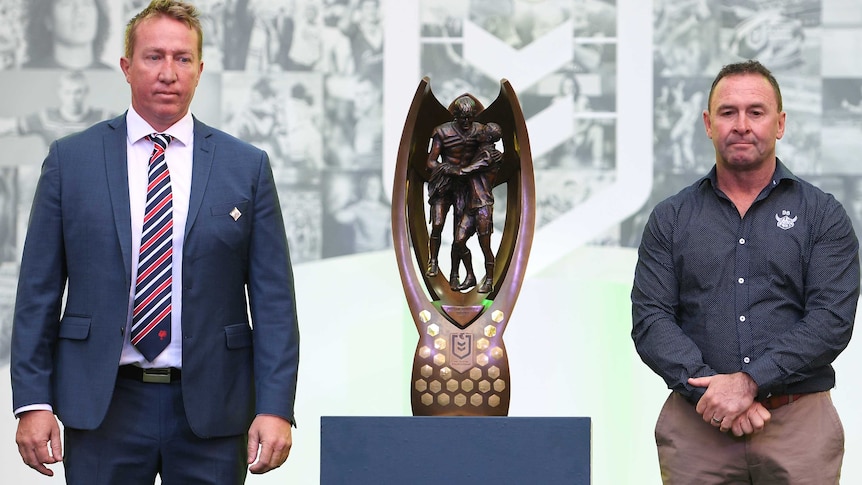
[{"x1": 712, "y1": 417, "x2": 722, "y2": 423}]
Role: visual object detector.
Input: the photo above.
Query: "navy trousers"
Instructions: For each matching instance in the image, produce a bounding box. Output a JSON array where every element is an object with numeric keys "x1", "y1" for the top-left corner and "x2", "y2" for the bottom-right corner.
[{"x1": 64, "y1": 376, "x2": 248, "y2": 484}]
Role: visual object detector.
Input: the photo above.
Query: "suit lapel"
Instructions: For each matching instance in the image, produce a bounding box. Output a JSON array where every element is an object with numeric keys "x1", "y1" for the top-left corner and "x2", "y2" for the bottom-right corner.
[
  {"x1": 104, "y1": 115, "x2": 133, "y2": 283},
  {"x1": 186, "y1": 118, "x2": 214, "y2": 237}
]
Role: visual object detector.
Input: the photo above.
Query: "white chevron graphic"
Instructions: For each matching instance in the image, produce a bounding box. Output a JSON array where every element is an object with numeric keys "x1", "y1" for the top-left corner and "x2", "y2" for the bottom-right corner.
[
  {"x1": 463, "y1": 19, "x2": 574, "y2": 90},
  {"x1": 528, "y1": 97, "x2": 574, "y2": 160}
]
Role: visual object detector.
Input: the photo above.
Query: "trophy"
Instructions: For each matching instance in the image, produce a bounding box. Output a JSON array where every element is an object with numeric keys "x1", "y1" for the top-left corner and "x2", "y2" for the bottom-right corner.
[{"x1": 392, "y1": 78, "x2": 535, "y2": 416}]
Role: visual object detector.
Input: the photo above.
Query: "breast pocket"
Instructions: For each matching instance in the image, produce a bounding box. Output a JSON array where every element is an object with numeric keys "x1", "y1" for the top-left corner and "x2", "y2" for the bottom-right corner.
[
  {"x1": 205, "y1": 200, "x2": 251, "y2": 255},
  {"x1": 210, "y1": 200, "x2": 250, "y2": 221}
]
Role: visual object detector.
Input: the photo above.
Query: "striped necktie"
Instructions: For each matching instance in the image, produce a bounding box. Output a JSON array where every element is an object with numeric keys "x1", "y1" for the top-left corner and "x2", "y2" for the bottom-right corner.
[{"x1": 131, "y1": 133, "x2": 174, "y2": 361}]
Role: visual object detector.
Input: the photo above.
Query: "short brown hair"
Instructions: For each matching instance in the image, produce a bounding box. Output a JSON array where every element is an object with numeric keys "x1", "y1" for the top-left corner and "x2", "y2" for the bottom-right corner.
[
  {"x1": 124, "y1": 0, "x2": 202, "y2": 60},
  {"x1": 707, "y1": 59, "x2": 783, "y2": 113}
]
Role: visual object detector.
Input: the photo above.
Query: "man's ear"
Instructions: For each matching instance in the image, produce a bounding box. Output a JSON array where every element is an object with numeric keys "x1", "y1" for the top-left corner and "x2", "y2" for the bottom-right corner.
[
  {"x1": 776, "y1": 111, "x2": 786, "y2": 140},
  {"x1": 702, "y1": 109, "x2": 713, "y2": 139},
  {"x1": 120, "y1": 57, "x2": 131, "y2": 83}
]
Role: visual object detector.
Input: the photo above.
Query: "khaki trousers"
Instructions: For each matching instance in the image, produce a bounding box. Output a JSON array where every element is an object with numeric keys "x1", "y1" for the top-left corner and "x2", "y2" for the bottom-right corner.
[{"x1": 655, "y1": 391, "x2": 844, "y2": 485}]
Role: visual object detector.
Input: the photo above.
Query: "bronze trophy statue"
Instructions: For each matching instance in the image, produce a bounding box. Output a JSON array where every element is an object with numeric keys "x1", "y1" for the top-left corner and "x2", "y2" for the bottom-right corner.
[{"x1": 392, "y1": 78, "x2": 535, "y2": 416}]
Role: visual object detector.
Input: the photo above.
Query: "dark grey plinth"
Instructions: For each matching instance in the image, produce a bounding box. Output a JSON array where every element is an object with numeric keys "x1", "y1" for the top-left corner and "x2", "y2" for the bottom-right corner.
[{"x1": 320, "y1": 416, "x2": 591, "y2": 484}]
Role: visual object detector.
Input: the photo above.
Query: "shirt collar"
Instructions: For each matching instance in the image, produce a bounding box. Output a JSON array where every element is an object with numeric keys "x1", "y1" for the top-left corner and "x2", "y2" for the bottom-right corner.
[
  {"x1": 701, "y1": 157, "x2": 798, "y2": 190},
  {"x1": 126, "y1": 106, "x2": 194, "y2": 146}
]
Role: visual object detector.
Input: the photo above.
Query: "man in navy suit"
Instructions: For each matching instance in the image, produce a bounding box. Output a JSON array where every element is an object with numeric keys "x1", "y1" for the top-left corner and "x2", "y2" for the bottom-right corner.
[{"x1": 11, "y1": 1, "x2": 300, "y2": 483}]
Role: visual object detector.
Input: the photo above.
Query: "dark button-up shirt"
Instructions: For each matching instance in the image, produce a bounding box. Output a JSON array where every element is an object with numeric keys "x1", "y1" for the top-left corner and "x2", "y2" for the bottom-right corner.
[{"x1": 631, "y1": 160, "x2": 859, "y2": 403}]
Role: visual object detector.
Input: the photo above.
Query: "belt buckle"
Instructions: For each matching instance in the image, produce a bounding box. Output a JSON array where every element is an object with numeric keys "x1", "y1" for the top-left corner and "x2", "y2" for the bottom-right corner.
[{"x1": 142, "y1": 368, "x2": 171, "y2": 384}]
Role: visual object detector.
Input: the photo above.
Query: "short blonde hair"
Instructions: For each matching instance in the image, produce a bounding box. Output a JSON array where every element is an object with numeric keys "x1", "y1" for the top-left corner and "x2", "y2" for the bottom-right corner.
[{"x1": 124, "y1": 0, "x2": 202, "y2": 60}]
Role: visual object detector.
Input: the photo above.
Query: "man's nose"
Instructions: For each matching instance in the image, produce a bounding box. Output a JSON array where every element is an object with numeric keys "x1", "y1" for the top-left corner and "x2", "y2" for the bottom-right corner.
[
  {"x1": 158, "y1": 61, "x2": 177, "y2": 83},
  {"x1": 733, "y1": 114, "x2": 750, "y2": 133}
]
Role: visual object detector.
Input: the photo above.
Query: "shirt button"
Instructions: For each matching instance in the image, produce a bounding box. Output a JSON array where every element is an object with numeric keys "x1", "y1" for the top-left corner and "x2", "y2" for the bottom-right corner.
[
  {"x1": 739, "y1": 315, "x2": 746, "y2": 322},
  {"x1": 743, "y1": 357, "x2": 750, "y2": 364},
  {"x1": 739, "y1": 238, "x2": 746, "y2": 244},
  {"x1": 738, "y1": 277, "x2": 745, "y2": 284}
]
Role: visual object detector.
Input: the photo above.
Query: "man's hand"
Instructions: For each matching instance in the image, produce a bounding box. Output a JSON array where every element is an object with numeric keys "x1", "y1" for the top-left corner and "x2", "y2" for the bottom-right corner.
[
  {"x1": 247, "y1": 414, "x2": 293, "y2": 474},
  {"x1": 441, "y1": 163, "x2": 461, "y2": 175},
  {"x1": 688, "y1": 372, "x2": 758, "y2": 433},
  {"x1": 729, "y1": 401, "x2": 771, "y2": 437},
  {"x1": 16, "y1": 410, "x2": 62, "y2": 476}
]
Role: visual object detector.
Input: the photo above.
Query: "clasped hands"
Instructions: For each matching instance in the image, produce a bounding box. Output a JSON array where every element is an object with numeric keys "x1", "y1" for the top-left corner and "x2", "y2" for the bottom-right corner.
[{"x1": 688, "y1": 372, "x2": 771, "y2": 437}]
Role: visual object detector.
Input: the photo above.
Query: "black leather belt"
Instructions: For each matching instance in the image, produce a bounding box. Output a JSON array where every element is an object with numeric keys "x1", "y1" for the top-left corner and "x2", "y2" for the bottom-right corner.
[{"x1": 118, "y1": 365, "x2": 181, "y2": 383}]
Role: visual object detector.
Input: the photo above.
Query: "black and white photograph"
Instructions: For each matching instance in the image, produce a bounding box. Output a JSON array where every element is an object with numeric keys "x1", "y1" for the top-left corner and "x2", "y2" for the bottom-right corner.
[
  {"x1": 653, "y1": 76, "x2": 714, "y2": 175},
  {"x1": 0, "y1": 69, "x2": 121, "y2": 147},
  {"x1": 572, "y1": 40, "x2": 617, "y2": 111},
  {"x1": 516, "y1": 69, "x2": 587, "y2": 119},
  {"x1": 718, "y1": 0, "x2": 821, "y2": 76},
  {"x1": 777, "y1": 75, "x2": 821, "y2": 174},
  {"x1": 222, "y1": 71, "x2": 324, "y2": 182},
  {"x1": 279, "y1": 186, "x2": 323, "y2": 263},
  {"x1": 0, "y1": 266, "x2": 15, "y2": 365},
  {"x1": 468, "y1": 0, "x2": 573, "y2": 49},
  {"x1": 573, "y1": 0, "x2": 617, "y2": 38},
  {"x1": 21, "y1": 0, "x2": 118, "y2": 70},
  {"x1": 322, "y1": 74, "x2": 382, "y2": 171},
  {"x1": 0, "y1": 69, "x2": 127, "y2": 237},
  {"x1": 654, "y1": 0, "x2": 722, "y2": 77},
  {"x1": 321, "y1": 169, "x2": 389, "y2": 257},
  {"x1": 0, "y1": 0, "x2": 24, "y2": 70},
  {"x1": 539, "y1": 117, "x2": 616, "y2": 171},
  {"x1": 337, "y1": 0, "x2": 383, "y2": 84},
  {"x1": 0, "y1": 167, "x2": 16, "y2": 264},
  {"x1": 821, "y1": 77, "x2": 862, "y2": 174},
  {"x1": 534, "y1": 168, "x2": 583, "y2": 227},
  {"x1": 843, "y1": 175, "x2": 862, "y2": 239},
  {"x1": 329, "y1": 171, "x2": 391, "y2": 254},
  {"x1": 420, "y1": 0, "x2": 465, "y2": 38}
]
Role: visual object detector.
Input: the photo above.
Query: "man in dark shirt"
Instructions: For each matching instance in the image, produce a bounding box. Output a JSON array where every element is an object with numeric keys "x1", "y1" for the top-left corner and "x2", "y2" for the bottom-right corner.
[{"x1": 632, "y1": 60, "x2": 860, "y2": 483}]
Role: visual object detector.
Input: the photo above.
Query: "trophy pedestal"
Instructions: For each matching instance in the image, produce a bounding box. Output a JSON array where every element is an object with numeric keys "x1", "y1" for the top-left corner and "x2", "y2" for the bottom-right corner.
[{"x1": 320, "y1": 416, "x2": 591, "y2": 484}]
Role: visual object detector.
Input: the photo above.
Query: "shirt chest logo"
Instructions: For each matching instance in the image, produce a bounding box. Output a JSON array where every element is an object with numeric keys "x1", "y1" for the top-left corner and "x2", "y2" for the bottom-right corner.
[{"x1": 775, "y1": 210, "x2": 797, "y2": 230}]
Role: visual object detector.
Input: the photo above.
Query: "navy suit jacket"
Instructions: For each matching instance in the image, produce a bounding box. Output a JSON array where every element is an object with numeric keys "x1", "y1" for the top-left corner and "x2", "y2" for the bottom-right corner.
[{"x1": 11, "y1": 114, "x2": 299, "y2": 438}]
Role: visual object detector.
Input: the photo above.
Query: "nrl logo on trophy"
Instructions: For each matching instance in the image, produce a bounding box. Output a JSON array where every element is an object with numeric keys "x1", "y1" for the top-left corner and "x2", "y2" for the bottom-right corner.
[{"x1": 392, "y1": 77, "x2": 535, "y2": 416}]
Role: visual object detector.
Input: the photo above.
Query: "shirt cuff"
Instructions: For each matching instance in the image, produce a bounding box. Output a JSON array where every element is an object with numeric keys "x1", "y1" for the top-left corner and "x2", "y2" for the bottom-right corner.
[{"x1": 14, "y1": 404, "x2": 53, "y2": 418}]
